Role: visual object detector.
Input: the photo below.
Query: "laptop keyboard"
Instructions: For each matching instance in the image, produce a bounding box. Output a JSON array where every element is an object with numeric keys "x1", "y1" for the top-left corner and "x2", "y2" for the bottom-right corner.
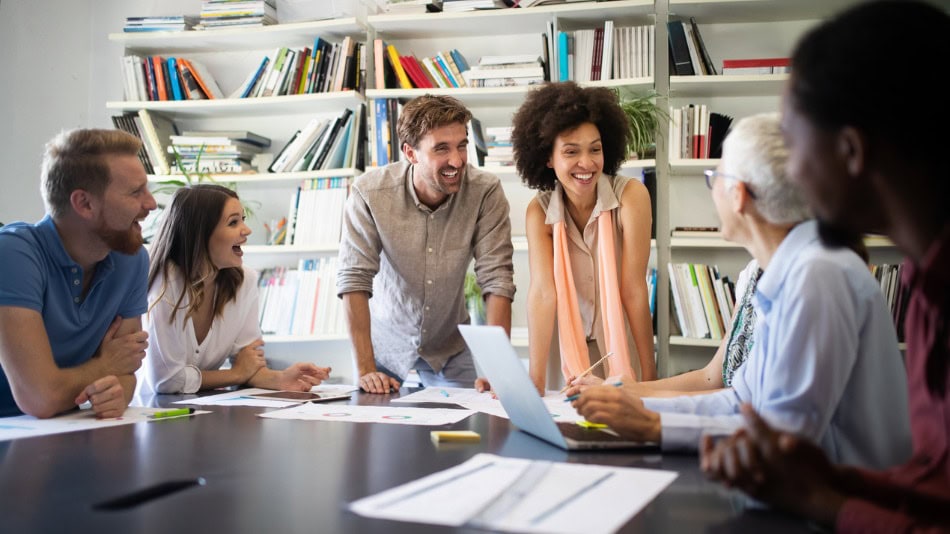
[{"x1": 556, "y1": 422, "x2": 630, "y2": 443}]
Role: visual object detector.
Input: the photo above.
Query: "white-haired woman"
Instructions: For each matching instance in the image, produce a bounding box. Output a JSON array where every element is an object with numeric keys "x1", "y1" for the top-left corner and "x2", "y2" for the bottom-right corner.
[{"x1": 571, "y1": 113, "x2": 911, "y2": 471}]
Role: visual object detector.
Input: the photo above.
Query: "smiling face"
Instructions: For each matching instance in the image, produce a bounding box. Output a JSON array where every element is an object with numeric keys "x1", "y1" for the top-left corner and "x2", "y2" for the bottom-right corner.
[
  {"x1": 208, "y1": 197, "x2": 250, "y2": 271},
  {"x1": 406, "y1": 122, "x2": 468, "y2": 208},
  {"x1": 547, "y1": 122, "x2": 604, "y2": 201},
  {"x1": 93, "y1": 154, "x2": 156, "y2": 255}
]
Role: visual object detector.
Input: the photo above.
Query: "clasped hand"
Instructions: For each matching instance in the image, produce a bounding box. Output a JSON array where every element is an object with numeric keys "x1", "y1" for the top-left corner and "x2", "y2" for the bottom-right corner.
[{"x1": 94, "y1": 316, "x2": 147, "y2": 375}]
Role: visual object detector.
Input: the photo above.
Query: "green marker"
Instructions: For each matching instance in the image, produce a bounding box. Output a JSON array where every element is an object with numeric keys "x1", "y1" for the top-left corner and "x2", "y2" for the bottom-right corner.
[{"x1": 149, "y1": 407, "x2": 195, "y2": 419}]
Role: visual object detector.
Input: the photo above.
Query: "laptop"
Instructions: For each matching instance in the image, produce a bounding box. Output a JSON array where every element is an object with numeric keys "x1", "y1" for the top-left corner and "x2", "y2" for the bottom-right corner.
[{"x1": 458, "y1": 324, "x2": 657, "y2": 451}]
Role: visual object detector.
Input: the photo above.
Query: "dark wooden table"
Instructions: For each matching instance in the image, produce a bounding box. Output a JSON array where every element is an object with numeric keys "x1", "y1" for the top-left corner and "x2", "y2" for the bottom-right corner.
[{"x1": 0, "y1": 390, "x2": 810, "y2": 533}]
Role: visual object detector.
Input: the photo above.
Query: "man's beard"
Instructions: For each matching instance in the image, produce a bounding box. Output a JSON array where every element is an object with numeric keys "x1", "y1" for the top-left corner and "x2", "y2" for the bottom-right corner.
[
  {"x1": 817, "y1": 218, "x2": 868, "y2": 263},
  {"x1": 95, "y1": 219, "x2": 143, "y2": 255}
]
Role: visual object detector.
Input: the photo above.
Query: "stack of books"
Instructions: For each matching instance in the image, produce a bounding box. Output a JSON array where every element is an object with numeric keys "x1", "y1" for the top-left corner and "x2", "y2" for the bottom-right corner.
[
  {"x1": 462, "y1": 55, "x2": 544, "y2": 88},
  {"x1": 442, "y1": 0, "x2": 507, "y2": 11},
  {"x1": 383, "y1": 0, "x2": 443, "y2": 13},
  {"x1": 168, "y1": 131, "x2": 270, "y2": 174},
  {"x1": 721, "y1": 58, "x2": 790, "y2": 75},
  {"x1": 123, "y1": 15, "x2": 197, "y2": 32},
  {"x1": 195, "y1": 0, "x2": 276, "y2": 30},
  {"x1": 483, "y1": 126, "x2": 514, "y2": 166}
]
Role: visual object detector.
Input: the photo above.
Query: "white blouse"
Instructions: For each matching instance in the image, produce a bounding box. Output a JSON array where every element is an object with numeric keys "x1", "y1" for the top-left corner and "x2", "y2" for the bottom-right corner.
[{"x1": 141, "y1": 266, "x2": 262, "y2": 394}]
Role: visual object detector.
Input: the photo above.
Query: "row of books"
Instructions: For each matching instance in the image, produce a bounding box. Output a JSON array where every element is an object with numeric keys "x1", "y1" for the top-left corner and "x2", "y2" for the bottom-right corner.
[
  {"x1": 285, "y1": 178, "x2": 349, "y2": 247},
  {"x1": 258, "y1": 258, "x2": 346, "y2": 337},
  {"x1": 668, "y1": 262, "x2": 737, "y2": 340},
  {"x1": 121, "y1": 55, "x2": 224, "y2": 102},
  {"x1": 235, "y1": 36, "x2": 365, "y2": 99},
  {"x1": 196, "y1": 0, "x2": 276, "y2": 30},
  {"x1": 668, "y1": 105, "x2": 733, "y2": 160},
  {"x1": 554, "y1": 23, "x2": 654, "y2": 83},
  {"x1": 268, "y1": 106, "x2": 364, "y2": 173},
  {"x1": 374, "y1": 42, "x2": 470, "y2": 90},
  {"x1": 668, "y1": 19, "x2": 716, "y2": 76},
  {"x1": 369, "y1": 98, "x2": 402, "y2": 167},
  {"x1": 168, "y1": 132, "x2": 271, "y2": 175},
  {"x1": 110, "y1": 110, "x2": 179, "y2": 175},
  {"x1": 870, "y1": 263, "x2": 908, "y2": 341}
]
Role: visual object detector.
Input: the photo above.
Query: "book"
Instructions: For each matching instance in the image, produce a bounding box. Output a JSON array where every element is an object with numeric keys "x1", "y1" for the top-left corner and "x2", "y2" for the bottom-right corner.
[
  {"x1": 137, "y1": 110, "x2": 179, "y2": 175},
  {"x1": 385, "y1": 44, "x2": 413, "y2": 89},
  {"x1": 667, "y1": 21, "x2": 695, "y2": 76},
  {"x1": 179, "y1": 130, "x2": 271, "y2": 148},
  {"x1": 681, "y1": 21, "x2": 705, "y2": 75},
  {"x1": 311, "y1": 108, "x2": 353, "y2": 170},
  {"x1": 438, "y1": 51, "x2": 467, "y2": 87},
  {"x1": 689, "y1": 17, "x2": 717, "y2": 75},
  {"x1": 180, "y1": 58, "x2": 224, "y2": 99},
  {"x1": 166, "y1": 58, "x2": 184, "y2": 100}
]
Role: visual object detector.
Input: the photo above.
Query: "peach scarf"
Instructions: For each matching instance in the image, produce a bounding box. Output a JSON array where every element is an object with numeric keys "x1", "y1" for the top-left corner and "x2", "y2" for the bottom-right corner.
[{"x1": 553, "y1": 208, "x2": 636, "y2": 381}]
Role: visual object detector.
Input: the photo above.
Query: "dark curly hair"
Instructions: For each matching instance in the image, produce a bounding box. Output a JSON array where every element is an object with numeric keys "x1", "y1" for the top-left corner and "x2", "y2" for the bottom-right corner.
[{"x1": 511, "y1": 82, "x2": 631, "y2": 191}]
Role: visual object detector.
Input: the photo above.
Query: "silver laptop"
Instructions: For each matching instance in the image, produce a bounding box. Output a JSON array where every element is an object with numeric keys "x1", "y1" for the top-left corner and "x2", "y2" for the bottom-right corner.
[{"x1": 459, "y1": 325, "x2": 657, "y2": 451}]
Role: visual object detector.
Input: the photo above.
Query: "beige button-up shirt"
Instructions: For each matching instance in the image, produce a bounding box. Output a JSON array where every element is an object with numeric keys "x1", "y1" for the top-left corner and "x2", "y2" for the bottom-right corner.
[
  {"x1": 537, "y1": 174, "x2": 640, "y2": 371},
  {"x1": 337, "y1": 160, "x2": 515, "y2": 379}
]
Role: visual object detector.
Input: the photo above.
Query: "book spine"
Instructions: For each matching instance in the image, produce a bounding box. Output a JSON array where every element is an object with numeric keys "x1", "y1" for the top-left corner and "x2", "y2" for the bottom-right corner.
[{"x1": 386, "y1": 45, "x2": 413, "y2": 89}]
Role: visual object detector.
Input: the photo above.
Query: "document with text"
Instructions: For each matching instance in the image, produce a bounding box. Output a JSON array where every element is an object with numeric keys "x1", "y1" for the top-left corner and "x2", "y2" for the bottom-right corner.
[{"x1": 349, "y1": 453, "x2": 678, "y2": 533}]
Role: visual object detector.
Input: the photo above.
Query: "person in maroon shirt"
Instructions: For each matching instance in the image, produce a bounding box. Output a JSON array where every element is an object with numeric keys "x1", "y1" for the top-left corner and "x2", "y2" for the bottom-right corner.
[{"x1": 699, "y1": 2, "x2": 950, "y2": 532}]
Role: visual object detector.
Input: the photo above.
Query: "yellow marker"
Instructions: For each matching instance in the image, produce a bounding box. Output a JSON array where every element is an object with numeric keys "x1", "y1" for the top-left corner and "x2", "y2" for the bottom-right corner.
[
  {"x1": 576, "y1": 420, "x2": 608, "y2": 429},
  {"x1": 430, "y1": 430, "x2": 481, "y2": 444}
]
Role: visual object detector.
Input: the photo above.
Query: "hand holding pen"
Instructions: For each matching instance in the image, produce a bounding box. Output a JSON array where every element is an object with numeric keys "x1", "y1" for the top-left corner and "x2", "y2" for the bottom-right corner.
[{"x1": 559, "y1": 352, "x2": 614, "y2": 395}]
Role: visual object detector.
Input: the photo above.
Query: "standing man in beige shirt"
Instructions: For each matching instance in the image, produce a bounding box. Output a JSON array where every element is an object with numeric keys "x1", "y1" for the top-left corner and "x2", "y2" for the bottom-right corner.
[{"x1": 337, "y1": 95, "x2": 515, "y2": 393}]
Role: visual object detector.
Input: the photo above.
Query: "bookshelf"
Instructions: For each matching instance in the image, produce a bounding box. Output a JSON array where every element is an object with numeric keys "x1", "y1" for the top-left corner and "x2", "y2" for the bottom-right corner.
[
  {"x1": 658, "y1": 0, "x2": 905, "y2": 375},
  {"x1": 106, "y1": 0, "x2": 895, "y2": 381},
  {"x1": 109, "y1": 15, "x2": 371, "y2": 374}
]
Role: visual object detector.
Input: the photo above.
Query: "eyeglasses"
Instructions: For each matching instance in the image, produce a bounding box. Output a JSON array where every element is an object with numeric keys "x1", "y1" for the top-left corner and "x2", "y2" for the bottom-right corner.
[{"x1": 703, "y1": 169, "x2": 757, "y2": 199}]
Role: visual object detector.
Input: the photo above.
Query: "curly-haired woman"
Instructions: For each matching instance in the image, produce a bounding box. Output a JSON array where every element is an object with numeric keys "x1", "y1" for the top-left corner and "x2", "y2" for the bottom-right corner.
[{"x1": 512, "y1": 81, "x2": 656, "y2": 394}]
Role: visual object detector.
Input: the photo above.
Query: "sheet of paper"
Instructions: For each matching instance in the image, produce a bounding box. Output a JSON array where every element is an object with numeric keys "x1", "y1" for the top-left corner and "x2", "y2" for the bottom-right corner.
[
  {"x1": 259, "y1": 403, "x2": 474, "y2": 426},
  {"x1": 0, "y1": 407, "x2": 211, "y2": 442},
  {"x1": 349, "y1": 453, "x2": 678, "y2": 533},
  {"x1": 392, "y1": 387, "x2": 585, "y2": 423},
  {"x1": 173, "y1": 384, "x2": 360, "y2": 408}
]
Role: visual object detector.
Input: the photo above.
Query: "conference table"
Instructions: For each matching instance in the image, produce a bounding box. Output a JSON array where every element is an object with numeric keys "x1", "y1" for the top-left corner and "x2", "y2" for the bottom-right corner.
[{"x1": 0, "y1": 390, "x2": 810, "y2": 533}]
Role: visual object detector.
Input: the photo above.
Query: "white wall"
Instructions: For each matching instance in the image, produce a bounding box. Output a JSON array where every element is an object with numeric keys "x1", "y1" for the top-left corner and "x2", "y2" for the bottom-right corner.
[{"x1": 0, "y1": 0, "x2": 92, "y2": 223}]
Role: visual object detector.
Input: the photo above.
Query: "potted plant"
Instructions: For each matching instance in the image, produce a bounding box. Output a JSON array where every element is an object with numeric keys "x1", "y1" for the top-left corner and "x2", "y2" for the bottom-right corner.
[
  {"x1": 464, "y1": 272, "x2": 485, "y2": 325},
  {"x1": 619, "y1": 91, "x2": 667, "y2": 160}
]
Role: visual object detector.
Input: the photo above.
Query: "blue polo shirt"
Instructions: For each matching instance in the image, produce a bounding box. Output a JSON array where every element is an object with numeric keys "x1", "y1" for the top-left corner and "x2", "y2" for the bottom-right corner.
[{"x1": 0, "y1": 215, "x2": 148, "y2": 416}]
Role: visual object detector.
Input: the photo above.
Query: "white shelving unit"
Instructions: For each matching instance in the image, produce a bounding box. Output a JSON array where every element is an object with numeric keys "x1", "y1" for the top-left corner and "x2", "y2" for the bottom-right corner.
[
  {"x1": 108, "y1": 0, "x2": 894, "y2": 379},
  {"x1": 657, "y1": 0, "x2": 900, "y2": 376}
]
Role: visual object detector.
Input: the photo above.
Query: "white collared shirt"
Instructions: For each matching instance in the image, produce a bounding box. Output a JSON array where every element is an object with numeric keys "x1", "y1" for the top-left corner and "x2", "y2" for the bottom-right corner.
[{"x1": 141, "y1": 266, "x2": 262, "y2": 394}]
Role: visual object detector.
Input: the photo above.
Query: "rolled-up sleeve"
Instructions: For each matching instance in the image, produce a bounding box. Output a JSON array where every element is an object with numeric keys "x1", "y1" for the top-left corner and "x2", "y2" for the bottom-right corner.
[
  {"x1": 473, "y1": 180, "x2": 515, "y2": 301},
  {"x1": 337, "y1": 184, "x2": 382, "y2": 297}
]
